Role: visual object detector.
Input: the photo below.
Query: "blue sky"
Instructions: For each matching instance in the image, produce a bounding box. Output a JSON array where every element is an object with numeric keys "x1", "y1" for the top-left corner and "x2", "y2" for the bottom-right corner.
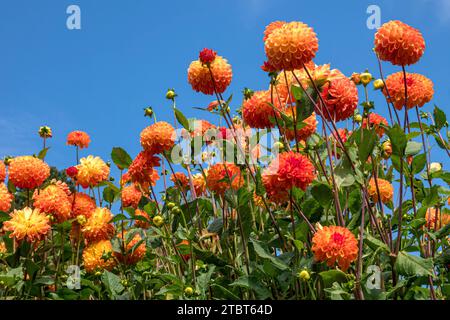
[{"x1": 1, "y1": 0, "x2": 449, "y2": 198}]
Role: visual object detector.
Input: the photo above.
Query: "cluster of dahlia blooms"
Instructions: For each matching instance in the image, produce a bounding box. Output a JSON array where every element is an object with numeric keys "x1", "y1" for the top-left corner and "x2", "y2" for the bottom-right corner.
[{"x1": 0, "y1": 17, "x2": 448, "y2": 301}]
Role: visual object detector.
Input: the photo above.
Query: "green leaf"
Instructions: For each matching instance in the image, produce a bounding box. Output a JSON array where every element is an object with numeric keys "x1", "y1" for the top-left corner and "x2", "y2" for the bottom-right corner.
[
  {"x1": 387, "y1": 124, "x2": 407, "y2": 157},
  {"x1": 395, "y1": 251, "x2": 433, "y2": 277},
  {"x1": 230, "y1": 276, "x2": 272, "y2": 299},
  {"x1": 411, "y1": 153, "x2": 427, "y2": 174},
  {"x1": 364, "y1": 234, "x2": 390, "y2": 253},
  {"x1": 311, "y1": 182, "x2": 333, "y2": 209},
  {"x1": 352, "y1": 128, "x2": 377, "y2": 162},
  {"x1": 37, "y1": 147, "x2": 49, "y2": 160},
  {"x1": 110, "y1": 214, "x2": 128, "y2": 223},
  {"x1": 405, "y1": 141, "x2": 422, "y2": 157},
  {"x1": 174, "y1": 108, "x2": 189, "y2": 130},
  {"x1": 111, "y1": 147, "x2": 132, "y2": 170},
  {"x1": 250, "y1": 238, "x2": 288, "y2": 270},
  {"x1": 319, "y1": 270, "x2": 348, "y2": 288},
  {"x1": 433, "y1": 105, "x2": 447, "y2": 130},
  {"x1": 101, "y1": 270, "x2": 125, "y2": 297},
  {"x1": 103, "y1": 187, "x2": 118, "y2": 204}
]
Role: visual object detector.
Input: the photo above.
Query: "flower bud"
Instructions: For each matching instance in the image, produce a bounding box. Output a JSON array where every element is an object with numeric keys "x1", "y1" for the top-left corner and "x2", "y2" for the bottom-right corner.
[
  {"x1": 144, "y1": 107, "x2": 154, "y2": 118},
  {"x1": 165, "y1": 89, "x2": 177, "y2": 100},
  {"x1": 77, "y1": 215, "x2": 87, "y2": 225},
  {"x1": 360, "y1": 71, "x2": 373, "y2": 86},
  {"x1": 167, "y1": 202, "x2": 176, "y2": 210},
  {"x1": 373, "y1": 79, "x2": 384, "y2": 90},
  {"x1": 298, "y1": 270, "x2": 310, "y2": 281},
  {"x1": 38, "y1": 126, "x2": 53, "y2": 139},
  {"x1": 430, "y1": 162, "x2": 442, "y2": 173},
  {"x1": 153, "y1": 215, "x2": 164, "y2": 227},
  {"x1": 382, "y1": 140, "x2": 392, "y2": 159},
  {"x1": 350, "y1": 73, "x2": 361, "y2": 85},
  {"x1": 354, "y1": 114, "x2": 362, "y2": 123},
  {"x1": 273, "y1": 141, "x2": 284, "y2": 152},
  {"x1": 66, "y1": 166, "x2": 78, "y2": 178},
  {"x1": 184, "y1": 286, "x2": 194, "y2": 296}
]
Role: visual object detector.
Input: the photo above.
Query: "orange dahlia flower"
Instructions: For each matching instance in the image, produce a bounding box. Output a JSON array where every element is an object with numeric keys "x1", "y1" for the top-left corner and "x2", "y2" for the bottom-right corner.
[
  {"x1": 265, "y1": 21, "x2": 318, "y2": 71},
  {"x1": 312, "y1": 225, "x2": 358, "y2": 271},
  {"x1": 320, "y1": 77, "x2": 358, "y2": 122},
  {"x1": 121, "y1": 184, "x2": 142, "y2": 209},
  {"x1": 383, "y1": 72, "x2": 434, "y2": 110},
  {"x1": 170, "y1": 172, "x2": 189, "y2": 190},
  {"x1": 134, "y1": 209, "x2": 151, "y2": 229},
  {"x1": 33, "y1": 184, "x2": 72, "y2": 223},
  {"x1": 66, "y1": 131, "x2": 91, "y2": 149},
  {"x1": 206, "y1": 162, "x2": 243, "y2": 195},
  {"x1": 368, "y1": 178, "x2": 393, "y2": 204},
  {"x1": 125, "y1": 151, "x2": 160, "y2": 186},
  {"x1": 425, "y1": 208, "x2": 450, "y2": 231},
  {"x1": 188, "y1": 55, "x2": 232, "y2": 95},
  {"x1": 82, "y1": 240, "x2": 116, "y2": 273},
  {"x1": 282, "y1": 111, "x2": 317, "y2": 141},
  {"x1": 3, "y1": 207, "x2": 50, "y2": 243},
  {"x1": 8, "y1": 156, "x2": 50, "y2": 189},
  {"x1": 115, "y1": 231, "x2": 146, "y2": 265},
  {"x1": 76, "y1": 155, "x2": 110, "y2": 189},
  {"x1": 0, "y1": 183, "x2": 13, "y2": 212},
  {"x1": 81, "y1": 207, "x2": 115, "y2": 243},
  {"x1": 362, "y1": 113, "x2": 388, "y2": 137},
  {"x1": 0, "y1": 161, "x2": 5, "y2": 182},
  {"x1": 70, "y1": 192, "x2": 96, "y2": 219},
  {"x1": 192, "y1": 173, "x2": 206, "y2": 196},
  {"x1": 140, "y1": 121, "x2": 175, "y2": 154},
  {"x1": 242, "y1": 90, "x2": 283, "y2": 129},
  {"x1": 263, "y1": 21, "x2": 286, "y2": 42},
  {"x1": 374, "y1": 20, "x2": 425, "y2": 66}
]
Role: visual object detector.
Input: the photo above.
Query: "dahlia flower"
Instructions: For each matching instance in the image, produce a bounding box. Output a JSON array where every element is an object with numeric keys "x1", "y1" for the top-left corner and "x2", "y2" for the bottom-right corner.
[
  {"x1": 81, "y1": 207, "x2": 115, "y2": 243},
  {"x1": 312, "y1": 225, "x2": 358, "y2": 271},
  {"x1": 115, "y1": 231, "x2": 147, "y2": 265},
  {"x1": 140, "y1": 121, "x2": 175, "y2": 154},
  {"x1": 76, "y1": 155, "x2": 110, "y2": 188},
  {"x1": 206, "y1": 162, "x2": 243, "y2": 195},
  {"x1": 121, "y1": 184, "x2": 142, "y2": 209},
  {"x1": 8, "y1": 156, "x2": 50, "y2": 189},
  {"x1": 320, "y1": 77, "x2": 359, "y2": 122},
  {"x1": 242, "y1": 90, "x2": 283, "y2": 129},
  {"x1": 362, "y1": 113, "x2": 388, "y2": 137},
  {"x1": 0, "y1": 183, "x2": 13, "y2": 212},
  {"x1": 134, "y1": 209, "x2": 151, "y2": 229},
  {"x1": 82, "y1": 240, "x2": 116, "y2": 273},
  {"x1": 70, "y1": 192, "x2": 96, "y2": 219},
  {"x1": 33, "y1": 184, "x2": 72, "y2": 223},
  {"x1": 368, "y1": 178, "x2": 393, "y2": 204},
  {"x1": 3, "y1": 207, "x2": 50, "y2": 243},
  {"x1": 0, "y1": 161, "x2": 6, "y2": 182},
  {"x1": 66, "y1": 130, "x2": 91, "y2": 149},
  {"x1": 188, "y1": 55, "x2": 232, "y2": 95},
  {"x1": 124, "y1": 151, "x2": 160, "y2": 189},
  {"x1": 263, "y1": 21, "x2": 286, "y2": 42}
]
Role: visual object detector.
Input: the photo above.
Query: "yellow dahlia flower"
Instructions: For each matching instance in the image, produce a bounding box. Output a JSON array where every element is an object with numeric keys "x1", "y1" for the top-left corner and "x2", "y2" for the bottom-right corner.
[
  {"x1": 82, "y1": 240, "x2": 116, "y2": 273},
  {"x1": 33, "y1": 184, "x2": 71, "y2": 223},
  {"x1": 81, "y1": 207, "x2": 115, "y2": 243},
  {"x1": 3, "y1": 207, "x2": 50, "y2": 242},
  {"x1": 76, "y1": 155, "x2": 110, "y2": 189},
  {"x1": 0, "y1": 183, "x2": 14, "y2": 212}
]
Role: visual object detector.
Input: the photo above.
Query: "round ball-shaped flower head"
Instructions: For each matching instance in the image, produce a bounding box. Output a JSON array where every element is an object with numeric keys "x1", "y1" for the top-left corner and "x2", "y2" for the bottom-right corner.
[
  {"x1": 206, "y1": 162, "x2": 244, "y2": 196},
  {"x1": 170, "y1": 172, "x2": 189, "y2": 190},
  {"x1": 192, "y1": 173, "x2": 206, "y2": 196},
  {"x1": 283, "y1": 111, "x2": 317, "y2": 141},
  {"x1": 3, "y1": 207, "x2": 50, "y2": 243},
  {"x1": 265, "y1": 21, "x2": 318, "y2": 71},
  {"x1": 8, "y1": 156, "x2": 50, "y2": 190},
  {"x1": 115, "y1": 231, "x2": 147, "y2": 265},
  {"x1": 76, "y1": 155, "x2": 110, "y2": 189},
  {"x1": 368, "y1": 178, "x2": 393, "y2": 204},
  {"x1": 374, "y1": 20, "x2": 425, "y2": 66},
  {"x1": 263, "y1": 21, "x2": 286, "y2": 42},
  {"x1": 66, "y1": 131, "x2": 91, "y2": 149},
  {"x1": 362, "y1": 113, "x2": 388, "y2": 137},
  {"x1": 70, "y1": 192, "x2": 96, "y2": 219},
  {"x1": 320, "y1": 77, "x2": 359, "y2": 122},
  {"x1": 273, "y1": 151, "x2": 316, "y2": 190},
  {"x1": 383, "y1": 72, "x2": 434, "y2": 110},
  {"x1": 82, "y1": 240, "x2": 116, "y2": 273},
  {"x1": 33, "y1": 184, "x2": 71, "y2": 223},
  {"x1": 0, "y1": 183, "x2": 13, "y2": 212},
  {"x1": 0, "y1": 161, "x2": 6, "y2": 182},
  {"x1": 81, "y1": 207, "x2": 115, "y2": 243},
  {"x1": 121, "y1": 184, "x2": 142, "y2": 209},
  {"x1": 199, "y1": 48, "x2": 217, "y2": 65},
  {"x1": 312, "y1": 225, "x2": 358, "y2": 271},
  {"x1": 425, "y1": 208, "x2": 450, "y2": 231},
  {"x1": 262, "y1": 170, "x2": 289, "y2": 204},
  {"x1": 140, "y1": 121, "x2": 175, "y2": 154},
  {"x1": 187, "y1": 55, "x2": 232, "y2": 95},
  {"x1": 242, "y1": 90, "x2": 283, "y2": 129},
  {"x1": 125, "y1": 151, "x2": 160, "y2": 188},
  {"x1": 134, "y1": 209, "x2": 151, "y2": 229}
]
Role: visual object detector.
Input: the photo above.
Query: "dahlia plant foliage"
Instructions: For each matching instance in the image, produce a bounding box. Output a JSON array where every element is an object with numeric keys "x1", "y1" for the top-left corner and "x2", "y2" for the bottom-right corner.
[{"x1": 1, "y1": 19, "x2": 450, "y2": 301}]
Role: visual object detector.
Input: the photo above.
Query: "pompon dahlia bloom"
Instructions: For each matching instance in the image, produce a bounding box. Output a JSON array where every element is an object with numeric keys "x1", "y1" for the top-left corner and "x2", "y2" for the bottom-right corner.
[
  {"x1": 121, "y1": 184, "x2": 142, "y2": 209},
  {"x1": 263, "y1": 151, "x2": 316, "y2": 192},
  {"x1": 170, "y1": 172, "x2": 189, "y2": 189},
  {"x1": 81, "y1": 207, "x2": 115, "y2": 243},
  {"x1": 188, "y1": 55, "x2": 232, "y2": 95},
  {"x1": 66, "y1": 131, "x2": 91, "y2": 149},
  {"x1": 263, "y1": 20, "x2": 286, "y2": 42},
  {"x1": 70, "y1": 192, "x2": 96, "y2": 219},
  {"x1": 124, "y1": 151, "x2": 160, "y2": 188},
  {"x1": 192, "y1": 173, "x2": 206, "y2": 196},
  {"x1": 320, "y1": 77, "x2": 358, "y2": 122},
  {"x1": 140, "y1": 121, "x2": 175, "y2": 154},
  {"x1": 199, "y1": 48, "x2": 217, "y2": 65},
  {"x1": 425, "y1": 208, "x2": 450, "y2": 231},
  {"x1": 8, "y1": 156, "x2": 50, "y2": 189},
  {"x1": 0, "y1": 161, "x2": 6, "y2": 182},
  {"x1": 264, "y1": 21, "x2": 318, "y2": 71},
  {"x1": 76, "y1": 155, "x2": 110, "y2": 188},
  {"x1": 33, "y1": 184, "x2": 71, "y2": 223},
  {"x1": 383, "y1": 72, "x2": 434, "y2": 110},
  {"x1": 368, "y1": 178, "x2": 394, "y2": 204},
  {"x1": 206, "y1": 162, "x2": 243, "y2": 195},
  {"x1": 362, "y1": 113, "x2": 388, "y2": 137},
  {"x1": 374, "y1": 20, "x2": 425, "y2": 66},
  {"x1": 134, "y1": 209, "x2": 151, "y2": 229},
  {"x1": 282, "y1": 111, "x2": 317, "y2": 141},
  {"x1": 242, "y1": 90, "x2": 283, "y2": 129},
  {"x1": 3, "y1": 207, "x2": 50, "y2": 243},
  {"x1": 82, "y1": 240, "x2": 115, "y2": 273},
  {"x1": 115, "y1": 231, "x2": 147, "y2": 265},
  {"x1": 312, "y1": 225, "x2": 358, "y2": 271},
  {"x1": 0, "y1": 183, "x2": 13, "y2": 212}
]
